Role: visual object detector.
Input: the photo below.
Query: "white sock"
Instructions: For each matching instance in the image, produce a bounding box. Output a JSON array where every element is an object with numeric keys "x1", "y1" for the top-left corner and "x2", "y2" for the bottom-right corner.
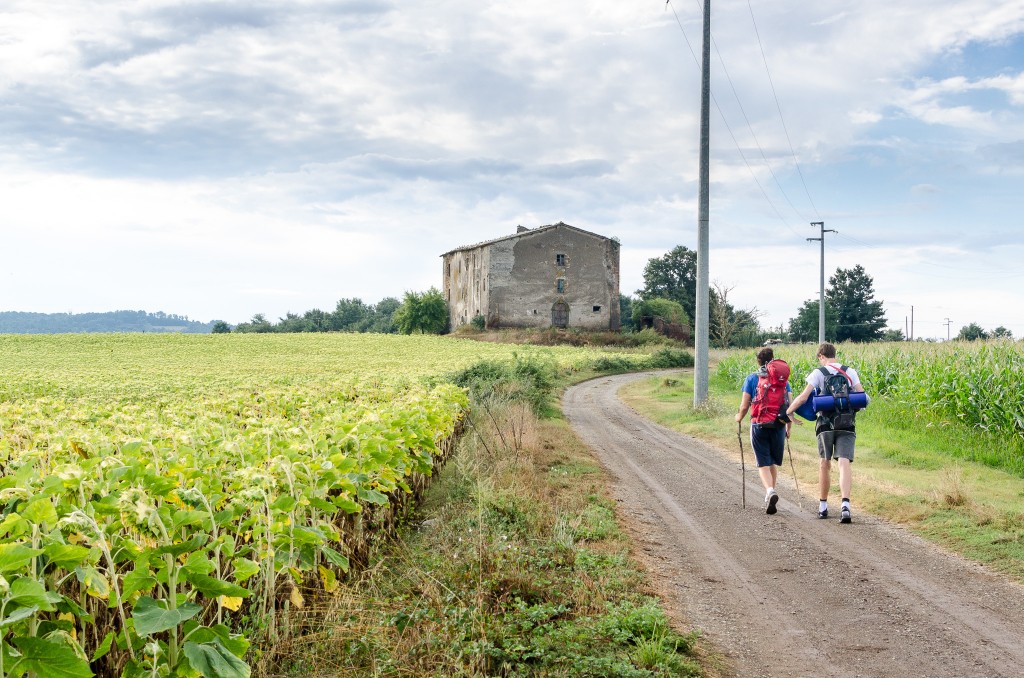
[
  {"x1": 842, "y1": 499, "x2": 851, "y2": 509},
  {"x1": 819, "y1": 500, "x2": 828, "y2": 512}
]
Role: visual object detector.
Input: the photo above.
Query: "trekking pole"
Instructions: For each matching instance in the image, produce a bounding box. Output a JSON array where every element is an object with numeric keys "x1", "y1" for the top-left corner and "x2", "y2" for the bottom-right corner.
[
  {"x1": 786, "y1": 438, "x2": 803, "y2": 511},
  {"x1": 736, "y1": 422, "x2": 746, "y2": 508}
]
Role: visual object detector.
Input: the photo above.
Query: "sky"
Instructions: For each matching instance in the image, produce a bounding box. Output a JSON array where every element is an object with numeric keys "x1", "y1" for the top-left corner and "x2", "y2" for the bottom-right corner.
[{"x1": 3, "y1": 0, "x2": 1024, "y2": 339}]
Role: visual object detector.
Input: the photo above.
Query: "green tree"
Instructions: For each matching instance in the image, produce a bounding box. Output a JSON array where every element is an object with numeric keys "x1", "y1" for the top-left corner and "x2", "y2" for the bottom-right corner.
[
  {"x1": 329, "y1": 298, "x2": 372, "y2": 331},
  {"x1": 826, "y1": 265, "x2": 887, "y2": 342},
  {"x1": 394, "y1": 288, "x2": 449, "y2": 334},
  {"x1": 956, "y1": 323, "x2": 989, "y2": 341},
  {"x1": 303, "y1": 308, "x2": 328, "y2": 332},
  {"x1": 637, "y1": 246, "x2": 698, "y2": 323},
  {"x1": 787, "y1": 299, "x2": 837, "y2": 343},
  {"x1": 881, "y1": 328, "x2": 906, "y2": 342},
  {"x1": 992, "y1": 326, "x2": 1013, "y2": 339},
  {"x1": 619, "y1": 294, "x2": 634, "y2": 331},
  {"x1": 276, "y1": 312, "x2": 309, "y2": 332},
  {"x1": 366, "y1": 297, "x2": 401, "y2": 333},
  {"x1": 211, "y1": 320, "x2": 231, "y2": 334},
  {"x1": 638, "y1": 247, "x2": 762, "y2": 341},
  {"x1": 234, "y1": 313, "x2": 274, "y2": 333}
]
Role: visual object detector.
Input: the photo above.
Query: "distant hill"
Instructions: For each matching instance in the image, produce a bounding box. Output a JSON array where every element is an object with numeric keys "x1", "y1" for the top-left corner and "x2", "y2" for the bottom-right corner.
[{"x1": 0, "y1": 310, "x2": 218, "y2": 334}]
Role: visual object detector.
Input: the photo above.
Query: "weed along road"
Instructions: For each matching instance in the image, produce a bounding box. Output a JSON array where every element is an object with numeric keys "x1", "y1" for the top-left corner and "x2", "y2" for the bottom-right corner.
[{"x1": 563, "y1": 372, "x2": 1024, "y2": 678}]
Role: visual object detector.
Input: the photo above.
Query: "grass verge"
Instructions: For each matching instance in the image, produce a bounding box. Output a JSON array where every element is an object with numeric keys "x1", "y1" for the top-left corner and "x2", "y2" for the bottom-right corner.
[
  {"x1": 619, "y1": 370, "x2": 1024, "y2": 581},
  {"x1": 260, "y1": 372, "x2": 709, "y2": 676}
]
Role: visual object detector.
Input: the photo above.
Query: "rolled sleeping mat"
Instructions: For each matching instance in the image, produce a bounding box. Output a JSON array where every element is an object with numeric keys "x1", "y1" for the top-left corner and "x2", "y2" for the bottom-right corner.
[
  {"x1": 793, "y1": 397, "x2": 817, "y2": 421},
  {"x1": 812, "y1": 392, "x2": 869, "y2": 413}
]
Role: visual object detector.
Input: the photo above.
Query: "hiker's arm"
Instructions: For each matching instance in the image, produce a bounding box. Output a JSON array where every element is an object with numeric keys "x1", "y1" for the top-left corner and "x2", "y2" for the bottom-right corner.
[
  {"x1": 786, "y1": 384, "x2": 814, "y2": 416},
  {"x1": 735, "y1": 392, "x2": 752, "y2": 423}
]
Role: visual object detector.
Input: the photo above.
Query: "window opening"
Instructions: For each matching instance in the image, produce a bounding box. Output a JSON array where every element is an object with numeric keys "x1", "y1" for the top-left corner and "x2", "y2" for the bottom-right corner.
[
  {"x1": 556, "y1": 253, "x2": 567, "y2": 266},
  {"x1": 556, "y1": 278, "x2": 566, "y2": 293},
  {"x1": 593, "y1": 305, "x2": 601, "y2": 312}
]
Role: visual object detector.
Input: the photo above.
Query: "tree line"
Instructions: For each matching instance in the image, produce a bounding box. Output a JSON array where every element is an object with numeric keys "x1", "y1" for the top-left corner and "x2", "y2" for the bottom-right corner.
[
  {"x1": 623, "y1": 245, "x2": 1014, "y2": 347},
  {"x1": 226, "y1": 290, "x2": 448, "y2": 335}
]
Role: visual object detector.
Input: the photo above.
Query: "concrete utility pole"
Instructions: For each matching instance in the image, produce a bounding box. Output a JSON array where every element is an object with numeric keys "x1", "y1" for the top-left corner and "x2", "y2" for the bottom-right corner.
[
  {"x1": 694, "y1": 0, "x2": 711, "y2": 406},
  {"x1": 807, "y1": 221, "x2": 836, "y2": 344},
  {"x1": 944, "y1": 318, "x2": 952, "y2": 341}
]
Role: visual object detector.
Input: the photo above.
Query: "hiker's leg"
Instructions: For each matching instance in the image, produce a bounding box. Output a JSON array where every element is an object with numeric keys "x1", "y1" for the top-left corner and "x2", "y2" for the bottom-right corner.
[
  {"x1": 816, "y1": 431, "x2": 832, "y2": 500},
  {"x1": 835, "y1": 432, "x2": 855, "y2": 501},
  {"x1": 751, "y1": 425, "x2": 777, "y2": 491},
  {"x1": 818, "y1": 457, "x2": 831, "y2": 500},
  {"x1": 838, "y1": 458, "x2": 852, "y2": 499}
]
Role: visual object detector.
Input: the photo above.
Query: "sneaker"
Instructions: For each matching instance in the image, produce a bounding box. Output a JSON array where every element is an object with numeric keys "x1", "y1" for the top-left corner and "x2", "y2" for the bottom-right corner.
[
  {"x1": 817, "y1": 508, "x2": 828, "y2": 519},
  {"x1": 840, "y1": 506, "x2": 852, "y2": 524},
  {"x1": 765, "y1": 490, "x2": 779, "y2": 515}
]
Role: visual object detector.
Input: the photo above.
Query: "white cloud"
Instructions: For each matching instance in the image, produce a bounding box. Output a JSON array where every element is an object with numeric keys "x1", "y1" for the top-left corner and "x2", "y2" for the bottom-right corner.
[{"x1": 0, "y1": 0, "x2": 1023, "y2": 337}]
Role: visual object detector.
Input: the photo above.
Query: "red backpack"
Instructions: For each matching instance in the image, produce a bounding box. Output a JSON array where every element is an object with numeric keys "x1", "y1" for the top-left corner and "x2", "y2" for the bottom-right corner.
[{"x1": 750, "y1": 359, "x2": 791, "y2": 425}]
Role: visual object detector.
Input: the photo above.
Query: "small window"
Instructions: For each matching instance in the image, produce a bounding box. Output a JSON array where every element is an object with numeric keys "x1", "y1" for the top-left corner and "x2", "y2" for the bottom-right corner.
[
  {"x1": 593, "y1": 305, "x2": 601, "y2": 312},
  {"x1": 556, "y1": 278, "x2": 566, "y2": 293},
  {"x1": 555, "y1": 253, "x2": 567, "y2": 266}
]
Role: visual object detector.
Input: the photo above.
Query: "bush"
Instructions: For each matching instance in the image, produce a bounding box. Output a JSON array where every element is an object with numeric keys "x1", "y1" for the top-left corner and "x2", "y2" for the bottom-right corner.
[
  {"x1": 631, "y1": 298, "x2": 689, "y2": 328},
  {"x1": 447, "y1": 353, "x2": 559, "y2": 413},
  {"x1": 647, "y1": 347, "x2": 694, "y2": 369}
]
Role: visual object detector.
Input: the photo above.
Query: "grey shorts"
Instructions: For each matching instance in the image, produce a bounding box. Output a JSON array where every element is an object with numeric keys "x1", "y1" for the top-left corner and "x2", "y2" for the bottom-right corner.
[{"x1": 817, "y1": 429, "x2": 855, "y2": 462}]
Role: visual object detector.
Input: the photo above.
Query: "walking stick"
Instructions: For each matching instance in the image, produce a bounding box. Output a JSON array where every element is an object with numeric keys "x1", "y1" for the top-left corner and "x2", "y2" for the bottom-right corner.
[
  {"x1": 786, "y1": 437, "x2": 803, "y2": 511},
  {"x1": 736, "y1": 421, "x2": 746, "y2": 508}
]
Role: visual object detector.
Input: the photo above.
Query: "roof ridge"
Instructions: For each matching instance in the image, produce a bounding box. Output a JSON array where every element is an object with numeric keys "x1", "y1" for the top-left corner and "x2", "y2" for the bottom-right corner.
[{"x1": 440, "y1": 222, "x2": 610, "y2": 256}]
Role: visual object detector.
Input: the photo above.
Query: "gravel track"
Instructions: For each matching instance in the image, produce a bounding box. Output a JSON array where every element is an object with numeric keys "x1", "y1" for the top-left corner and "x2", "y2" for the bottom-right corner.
[{"x1": 563, "y1": 372, "x2": 1024, "y2": 678}]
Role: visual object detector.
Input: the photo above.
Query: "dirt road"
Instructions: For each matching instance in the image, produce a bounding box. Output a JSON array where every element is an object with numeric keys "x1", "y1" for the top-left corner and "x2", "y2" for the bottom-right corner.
[{"x1": 563, "y1": 372, "x2": 1024, "y2": 678}]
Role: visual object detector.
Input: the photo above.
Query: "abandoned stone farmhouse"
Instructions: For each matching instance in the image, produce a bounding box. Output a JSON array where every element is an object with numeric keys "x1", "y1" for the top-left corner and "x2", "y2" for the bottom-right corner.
[{"x1": 441, "y1": 222, "x2": 621, "y2": 331}]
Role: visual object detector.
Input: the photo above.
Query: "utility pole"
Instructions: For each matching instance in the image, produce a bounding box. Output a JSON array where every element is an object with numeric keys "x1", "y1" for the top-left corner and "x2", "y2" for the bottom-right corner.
[
  {"x1": 694, "y1": 0, "x2": 711, "y2": 406},
  {"x1": 944, "y1": 317, "x2": 952, "y2": 341},
  {"x1": 910, "y1": 305, "x2": 914, "y2": 340},
  {"x1": 807, "y1": 221, "x2": 836, "y2": 344}
]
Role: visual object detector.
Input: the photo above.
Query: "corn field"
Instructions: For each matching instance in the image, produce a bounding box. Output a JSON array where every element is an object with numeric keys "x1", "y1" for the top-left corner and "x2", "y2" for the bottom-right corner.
[{"x1": 715, "y1": 340, "x2": 1024, "y2": 451}]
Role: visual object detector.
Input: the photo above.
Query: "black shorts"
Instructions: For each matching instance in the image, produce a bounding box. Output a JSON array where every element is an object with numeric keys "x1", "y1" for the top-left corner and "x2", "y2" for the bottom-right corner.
[{"x1": 750, "y1": 424, "x2": 785, "y2": 467}]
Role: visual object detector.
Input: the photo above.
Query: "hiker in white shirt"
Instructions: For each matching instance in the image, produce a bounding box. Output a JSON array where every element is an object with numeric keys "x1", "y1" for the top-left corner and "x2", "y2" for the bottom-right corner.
[{"x1": 787, "y1": 342, "x2": 866, "y2": 524}]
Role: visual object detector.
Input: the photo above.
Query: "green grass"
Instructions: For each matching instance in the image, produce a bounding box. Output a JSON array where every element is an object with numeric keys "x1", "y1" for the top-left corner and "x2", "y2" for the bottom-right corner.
[
  {"x1": 262, "y1": 400, "x2": 707, "y2": 677},
  {"x1": 621, "y1": 367, "x2": 1024, "y2": 582}
]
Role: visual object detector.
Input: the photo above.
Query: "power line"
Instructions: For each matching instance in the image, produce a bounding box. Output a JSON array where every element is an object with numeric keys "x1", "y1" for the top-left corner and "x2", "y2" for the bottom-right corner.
[
  {"x1": 705, "y1": 9, "x2": 810, "y2": 226},
  {"x1": 745, "y1": 0, "x2": 820, "y2": 221},
  {"x1": 664, "y1": 1, "x2": 805, "y2": 238}
]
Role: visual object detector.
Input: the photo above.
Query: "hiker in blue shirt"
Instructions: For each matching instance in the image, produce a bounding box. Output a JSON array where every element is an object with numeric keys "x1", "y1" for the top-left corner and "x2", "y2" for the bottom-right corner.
[{"x1": 735, "y1": 347, "x2": 792, "y2": 514}]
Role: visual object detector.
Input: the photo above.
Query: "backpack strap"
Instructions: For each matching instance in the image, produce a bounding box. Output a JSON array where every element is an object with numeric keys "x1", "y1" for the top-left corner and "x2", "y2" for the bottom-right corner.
[{"x1": 821, "y1": 363, "x2": 852, "y2": 384}]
